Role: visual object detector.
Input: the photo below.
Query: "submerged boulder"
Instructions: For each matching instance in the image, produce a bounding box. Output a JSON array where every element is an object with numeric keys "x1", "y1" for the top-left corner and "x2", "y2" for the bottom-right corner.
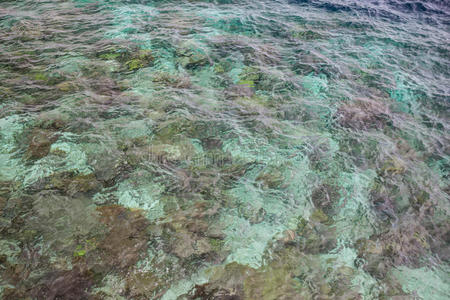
[
  {"x1": 311, "y1": 183, "x2": 340, "y2": 215},
  {"x1": 177, "y1": 41, "x2": 210, "y2": 69},
  {"x1": 357, "y1": 215, "x2": 432, "y2": 278},
  {"x1": 31, "y1": 267, "x2": 94, "y2": 300},
  {"x1": 96, "y1": 205, "x2": 150, "y2": 270},
  {"x1": 336, "y1": 98, "x2": 392, "y2": 130},
  {"x1": 152, "y1": 71, "x2": 192, "y2": 89},
  {"x1": 26, "y1": 129, "x2": 58, "y2": 159},
  {"x1": 49, "y1": 172, "x2": 101, "y2": 196},
  {"x1": 98, "y1": 47, "x2": 154, "y2": 72},
  {"x1": 124, "y1": 49, "x2": 154, "y2": 71},
  {"x1": 225, "y1": 84, "x2": 255, "y2": 99},
  {"x1": 125, "y1": 271, "x2": 163, "y2": 299}
]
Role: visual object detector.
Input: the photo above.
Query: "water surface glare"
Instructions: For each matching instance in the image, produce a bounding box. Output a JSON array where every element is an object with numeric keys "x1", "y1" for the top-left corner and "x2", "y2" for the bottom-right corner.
[{"x1": 0, "y1": 0, "x2": 449, "y2": 299}]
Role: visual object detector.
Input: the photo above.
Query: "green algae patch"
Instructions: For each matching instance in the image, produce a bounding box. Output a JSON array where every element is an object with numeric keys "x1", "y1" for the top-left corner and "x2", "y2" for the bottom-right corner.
[
  {"x1": 125, "y1": 50, "x2": 154, "y2": 71},
  {"x1": 98, "y1": 48, "x2": 154, "y2": 71},
  {"x1": 238, "y1": 79, "x2": 255, "y2": 87},
  {"x1": 292, "y1": 30, "x2": 324, "y2": 40},
  {"x1": 98, "y1": 52, "x2": 121, "y2": 60},
  {"x1": 125, "y1": 59, "x2": 145, "y2": 71},
  {"x1": 73, "y1": 246, "x2": 86, "y2": 257}
]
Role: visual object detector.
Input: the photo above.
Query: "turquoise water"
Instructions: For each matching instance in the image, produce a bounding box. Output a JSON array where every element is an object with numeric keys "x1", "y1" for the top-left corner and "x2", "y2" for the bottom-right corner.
[{"x1": 0, "y1": 0, "x2": 449, "y2": 299}]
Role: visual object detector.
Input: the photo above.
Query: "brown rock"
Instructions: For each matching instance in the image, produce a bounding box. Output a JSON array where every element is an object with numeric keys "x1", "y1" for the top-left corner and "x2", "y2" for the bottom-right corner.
[
  {"x1": 27, "y1": 129, "x2": 58, "y2": 159},
  {"x1": 32, "y1": 267, "x2": 94, "y2": 300},
  {"x1": 125, "y1": 271, "x2": 163, "y2": 299},
  {"x1": 50, "y1": 172, "x2": 101, "y2": 195},
  {"x1": 97, "y1": 205, "x2": 149, "y2": 270},
  {"x1": 337, "y1": 98, "x2": 391, "y2": 130},
  {"x1": 225, "y1": 84, "x2": 254, "y2": 99}
]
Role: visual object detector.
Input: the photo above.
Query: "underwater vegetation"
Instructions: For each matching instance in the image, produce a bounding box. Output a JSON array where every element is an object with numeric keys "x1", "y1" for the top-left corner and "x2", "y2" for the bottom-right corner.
[{"x1": 0, "y1": 0, "x2": 449, "y2": 299}]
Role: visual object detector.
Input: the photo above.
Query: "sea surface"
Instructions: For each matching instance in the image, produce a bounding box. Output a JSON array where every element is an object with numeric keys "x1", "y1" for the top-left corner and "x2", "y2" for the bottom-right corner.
[{"x1": 0, "y1": 0, "x2": 449, "y2": 299}]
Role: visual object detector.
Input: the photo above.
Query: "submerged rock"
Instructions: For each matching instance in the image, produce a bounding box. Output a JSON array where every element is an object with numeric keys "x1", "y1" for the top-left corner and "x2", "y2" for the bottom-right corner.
[
  {"x1": 125, "y1": 271, "x2": 163, "y2": 299},
  {"x1": 292, "y1": 216, "x2": 337, "y2": 254},
  {"x1": 26, "y1": 129, "x2": 58, "y2": 159},
  {"x1": 190, "y1": 283, "x2": 241, "y2": 300},
  {"x1": 171, "y1": 232, "x2": 212, "y2": 258},
  {"x1": 10, "y1": 20, "x2": 43, "y2": 42},
  {"x1": 186, "y1": 262, "x2": 252, "y2": 299},
  {"x1": 356, "y1": 215, "x2": 432, "y2": 279},
  {"x1": 311, "y1": 183, "x2": 339, "y2": 215},
  {"x1": 36, "y1": 112, "x2": 68, "y2": 131},
  {"x1": 124, "y1": 50, "x2": 154, "y2": 71},
  {"x1": 186, "y1": 247, "x2": 353, "y2": 299},
  {"x1": 225, "y1": 84, "x2": 255, "y2": 99},
  {"x1": 31, "y1": 267, "x2": 94, "y2": 300},
  {"x1": 177, "y1": 41, "x2": 210, "y2": 69},
  {"x1": 89, "y1": 77, "x2": 122, "y2": 96},
  {"x1": 161, "y1": 200, "x2": 224, "y2": 261},
  {"x1": 55, "y1": 81, "x2": 80, "y2": 93},
  {"x1": 336, "y1": 98, "x2": 392, "y2": 130},
  {"x1": 237, "y1": 203, "x2": 266, "y2": 225},
  {"x1": 152, "y1": 72, "x2": 192, "y2": 89},
  {"x1": 98, "y1": 47, "x2": 154, "y2": 72},
  {"x1": 96, "y1": 205, "x2": 150, "y2": 270},
  {"x1": 255, "y1": 168, "x2": 284, "y2": 189},
  {"x1": 49, "y1": 172, "x2": 101, "y2": 195},
  {"x1": 292, "y1": 30, "x2": 324, "y2": 40}
]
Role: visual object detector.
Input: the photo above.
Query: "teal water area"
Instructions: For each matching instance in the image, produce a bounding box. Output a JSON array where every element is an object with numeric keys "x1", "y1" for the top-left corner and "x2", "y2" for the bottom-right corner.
[{"x1": 0, "y1": 0, "x2": 449, "y2": 299}]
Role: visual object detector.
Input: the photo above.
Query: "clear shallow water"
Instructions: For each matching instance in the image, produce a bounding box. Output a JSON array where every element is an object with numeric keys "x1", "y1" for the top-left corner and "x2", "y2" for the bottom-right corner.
[{"x1": 0, "y1": 0, "x2": 449, "y2": 299}]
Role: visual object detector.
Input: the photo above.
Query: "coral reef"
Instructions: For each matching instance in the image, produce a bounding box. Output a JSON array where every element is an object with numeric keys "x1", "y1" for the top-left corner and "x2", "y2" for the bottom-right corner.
[{"x1": 0, "y1": 0, "x2": 448, "y2": 299}]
